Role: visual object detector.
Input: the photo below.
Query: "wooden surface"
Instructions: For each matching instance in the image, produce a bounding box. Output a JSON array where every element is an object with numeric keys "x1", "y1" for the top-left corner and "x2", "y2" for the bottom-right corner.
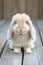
[
  {"x1": 3, "y1": 0, "x2": 26, "y2": 19},
  {"x1": 3, "y1": 0, "x2": 38, "y2": 19},
  {"x1": 0, "y1": 20, "x2": 43, "y2": 65},
  {"x1": 26, "y1": 0, "x2": 38, "y2": 19},
  {"x1": 0, "y1": 20, "x2": 10, "y2": 55},
  {"x1": 0, "y1": 0, "x2": 43, "y2": 19},
  {"x1": 0, "y1": 0, "x2": 2, "y2": 19},
  {"x1": 38, "y1": 0, "x2": 43, "y2": 19}
]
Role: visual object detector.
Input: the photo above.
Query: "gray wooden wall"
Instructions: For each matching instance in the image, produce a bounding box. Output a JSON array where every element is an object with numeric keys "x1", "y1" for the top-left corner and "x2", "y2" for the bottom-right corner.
[
  {"x1": 0, "y1": 0, "x2": 2, "y2": 19},
  {"x1": 0, "y1": 0, "x2": 43, "y2": 19},
  {"x1": 3, "y1": 0, "x2": 38, "y2": 19}
]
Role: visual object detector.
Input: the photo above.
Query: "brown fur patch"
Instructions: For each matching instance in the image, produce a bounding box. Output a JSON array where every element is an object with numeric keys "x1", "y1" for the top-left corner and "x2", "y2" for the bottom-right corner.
[{"x1": 12, "y1": 32, "x2": 31, "y2": 47}]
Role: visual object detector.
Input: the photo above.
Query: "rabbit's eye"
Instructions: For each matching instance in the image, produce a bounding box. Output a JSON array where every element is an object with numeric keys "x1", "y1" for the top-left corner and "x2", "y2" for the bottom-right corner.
[
  {"x1": 26, "y1": 21, "x2": 29, "y2": 25},
  {"x1": 14, "y1": 21, "x2": 17, "y2": 24},
  {"x1": 13, "y1": 21, "x2": 17, "y2": 25}
]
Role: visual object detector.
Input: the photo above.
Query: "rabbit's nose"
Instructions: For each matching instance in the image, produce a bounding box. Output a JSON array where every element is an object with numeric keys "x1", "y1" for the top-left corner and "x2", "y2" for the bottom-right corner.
[{"x1": 20, "y1": 29, "x2": 22, "y2": 34}]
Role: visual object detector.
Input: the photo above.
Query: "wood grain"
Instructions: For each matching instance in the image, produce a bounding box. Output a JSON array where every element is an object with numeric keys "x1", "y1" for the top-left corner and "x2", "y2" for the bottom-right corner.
[
  {"x1": 0, "y1": 0, "x2": 2, "y2": 19},
  {"x1": 0, "y1": 20, "x2": 10, "y2": 56},
  {"x1": 38, "y1": 0, "x2": 43, "y2": 19},
  {"x1": 26, "y1": 0, "x2": 38, "y2": 19},
  {"x1": 35, "y1": 20, "x2": 43, "y2": 65},
  {"x1": 0, "y1": 0, "x2": 43, "y2": 19},
  {"x1": 0, "y1": 20, "x2": 43, "y2": 65},
  {"x1": 3, "y1": 0, "x2": 26, "y2": 19},
  {"x1": 3, "y1": 0, "x2": 38, "y2": 19},
  {"x1": 37, "y1": 20, "x2": 43, "y2": 45}
]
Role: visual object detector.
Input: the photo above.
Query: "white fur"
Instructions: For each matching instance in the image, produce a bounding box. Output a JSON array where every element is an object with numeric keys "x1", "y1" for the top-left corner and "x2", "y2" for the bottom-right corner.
[
  {"x1": 13, "y1": 22, "x2": 30, "y2": 35},
  {"x1": 24, "y1": 24, "x2": 30, "y2": 31},
  {"x1": 7, "y1": 13, "x2": 36, "y2": 53},
  {"x1": 7, "y1": 29, "x2": 14, "y2": 49},
  {"x1": 14, "y1": 48, "x2": 21, "y2": 53},
  {"x1": 13, "y1": 24, "x2": 20, "y2": 34},
  {"x1": 25, "y1": 47, "x2": 32, "y2": 53}
]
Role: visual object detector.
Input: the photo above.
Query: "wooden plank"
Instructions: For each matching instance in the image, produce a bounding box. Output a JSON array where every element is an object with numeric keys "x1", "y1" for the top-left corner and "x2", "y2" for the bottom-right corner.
[
  {"x1": 0, "y1": 20, "x2": 5, "y2": 26},
  {"x1": 38, "y1": 0, "x2": 43, "y2": 19},
  {"x1": 3, "y1": 0, "x2": 26, "y2": 19},
  {"x1": 32, "y1": 20, "x2": 42, "y2": 47},
  {"x1": 23, "y1": 50, "x2": 39, "y2": 65},
  {"x1": 37, "y1": 20, "x2": 43, "y2": 45},
  {"x1": 0, "y1": 20, "x2": 10, "y2": 56},
  {"x1": 37, "y1": 21, "x2": 43, "y2": 65},
  {"x1": 37, "y1": 20, "x2": 43, "y2": 27},
  {"x1": 36, "y1": 20, "x2": 43, "y2": 65},
  {"x1": 0, "y1": 0, "x2": 2, "y2": 19},
  {"x1": 3, "y1": 0, "x2": 39, "y2": 19},
  {"x1": 3, "y1": 0, "x2": 12, "y2": 19},
  {"x1": 0, "y1": 43, "x2": 22, "y2": 65},
  {"x1": 26, "y1": 0, "x2": 38, "y2": 19},
  {"x1": 36, "y1": 47, "x2": 43, "y2": 65},
  {"x1": 32, "y1": 21, "x2": 43, "y2": 65}
]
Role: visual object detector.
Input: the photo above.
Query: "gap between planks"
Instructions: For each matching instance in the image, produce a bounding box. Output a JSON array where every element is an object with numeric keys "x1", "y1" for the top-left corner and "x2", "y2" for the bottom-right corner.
[{"x1": 0, "y1": 40, "x2": 7, "y2": 57}]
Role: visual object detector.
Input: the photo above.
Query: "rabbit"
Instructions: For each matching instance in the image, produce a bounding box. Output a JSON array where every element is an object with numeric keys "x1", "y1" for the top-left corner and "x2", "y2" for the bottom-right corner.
[{"x1": 7, "y1": 13, "x2": 36, "y2": 53}]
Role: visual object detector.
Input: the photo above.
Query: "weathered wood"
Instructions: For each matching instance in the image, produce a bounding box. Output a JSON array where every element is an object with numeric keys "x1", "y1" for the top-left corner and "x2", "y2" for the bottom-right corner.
[
  {"x1": 0, "y1": 20, "x2": 10, "y2": 56},
  {"x1": 3, "y1": 0, "x2": 38, "y2": 19},
  {"x1": 36, "y1": 47, "x2": 43, "y2": 65},
  {"x1": 0, "y1": 43, "x2": 22, "y2": 65},
  {"x1": 37, "y1": 20, "x2": 43, "y2": 45},
  {"x1": 0, "y1": 0, "x2": 2, "y2": 19},
  {"x1": 26, "y1": 0, "x2": 38, "y2": 19},
  {"x1": 35, "y1": 20, "x2": 43, "y2": 65},
  {"x1": 38, "y1": 0, "x2": 43, "y2": 19},
  {"x1": 0, "y1": 20, "x2": 43, "y2": 65},
  {"x1": 0, "y1": 0, "x2": 43, "y2": 19},
  {"x1": 32, "y1": 20, "x2": 42, "y2": 47},
  {"x1": 33, "y1": 21, "x2": 43, "y2": 65},
  {"x1": 23, "y1": 50, "x2": 39, "y2": 65},
  {"x1": 3, "y1": 0, "x2": 26, "y2": 19},
  {"x1": 37, "y1": 20, "x2": 43, "y2": 28},
  {"x1": 0, "y1": 20, "x2": 5, "y2": 26}
]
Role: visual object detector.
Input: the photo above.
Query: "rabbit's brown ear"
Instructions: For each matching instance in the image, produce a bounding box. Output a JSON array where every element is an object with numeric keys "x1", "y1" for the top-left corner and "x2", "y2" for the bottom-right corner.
[
  {"x1": 9, "y1": 19, "x2": 14, "y2": 38},
  {"x1": 9, "y1": 15, "x2": 16, "y2": 38}
]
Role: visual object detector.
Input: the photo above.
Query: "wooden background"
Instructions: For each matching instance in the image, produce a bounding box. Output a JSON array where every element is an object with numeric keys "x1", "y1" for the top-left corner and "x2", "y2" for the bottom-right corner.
[{"x1": 0, "y1": 0, "x2": 43, "y2": 19}]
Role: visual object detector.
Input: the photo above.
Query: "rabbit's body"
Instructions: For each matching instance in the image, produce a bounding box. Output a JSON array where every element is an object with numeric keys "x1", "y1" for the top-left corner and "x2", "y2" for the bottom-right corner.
[
  {"x1": 7, "y1": 13, "x2": 36, "y2": 53},
  {"x1": 12, "y1": 32, "x2": 30, "y2": 47}
]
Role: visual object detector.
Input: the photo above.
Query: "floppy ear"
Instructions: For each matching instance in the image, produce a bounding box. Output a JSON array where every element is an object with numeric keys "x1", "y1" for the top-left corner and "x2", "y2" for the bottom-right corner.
[
  {"x1": 9, "y1": 16, "x2": 15, "y2": 38},
  {"x1": 28, "y1": 19, "x2": 36, "y2": 43}
]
